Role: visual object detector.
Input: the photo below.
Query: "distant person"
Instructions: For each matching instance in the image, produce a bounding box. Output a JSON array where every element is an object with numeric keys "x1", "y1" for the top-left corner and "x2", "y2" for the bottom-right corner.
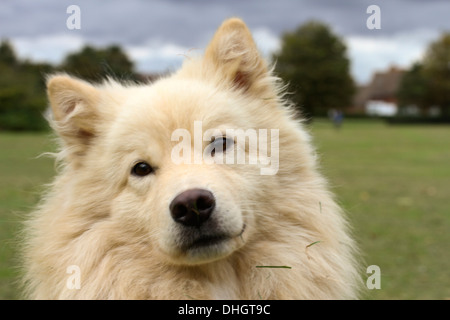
[{"x1": 330, "y1": 109, "x2": 344, "y2": 129}]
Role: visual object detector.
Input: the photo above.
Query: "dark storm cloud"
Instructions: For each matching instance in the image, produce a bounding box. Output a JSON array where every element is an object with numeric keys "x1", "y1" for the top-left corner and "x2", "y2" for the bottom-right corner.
[
  {"x1": 1, "y1": 0, "x2": 449, "y2": 83},
  {"x1": 1, "y1": 0, "x2": 449, "y2": 46}
]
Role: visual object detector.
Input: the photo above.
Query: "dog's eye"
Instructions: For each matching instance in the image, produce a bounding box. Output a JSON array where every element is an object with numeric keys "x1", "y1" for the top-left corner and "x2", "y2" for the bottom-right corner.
[
  {"x1": 131, "y1": 161, "x2": 153, "y2": 177},
  {"x1": 210, "y1": 136, "x2": 234, "y2": 157}
]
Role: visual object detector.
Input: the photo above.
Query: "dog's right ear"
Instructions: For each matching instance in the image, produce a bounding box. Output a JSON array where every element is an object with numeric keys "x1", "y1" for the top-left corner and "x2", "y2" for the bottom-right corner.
[{"x1": 47, "y1": 74, "x2": 101, "y2": 157}]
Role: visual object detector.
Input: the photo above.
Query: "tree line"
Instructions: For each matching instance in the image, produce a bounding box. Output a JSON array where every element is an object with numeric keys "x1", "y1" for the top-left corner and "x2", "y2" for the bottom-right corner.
[
  {"x1": 0, "y1": 41, "x2": 137, "y2": 131},
  {"x1": 396, "y1": 33, "x2": 450, "y2": 117},
  {"x1": 273, "y1": 22, "x2": 450, "y2": 119},
  {"x1": 0, "y1": 21, "x2": 449, "y2": 131}
]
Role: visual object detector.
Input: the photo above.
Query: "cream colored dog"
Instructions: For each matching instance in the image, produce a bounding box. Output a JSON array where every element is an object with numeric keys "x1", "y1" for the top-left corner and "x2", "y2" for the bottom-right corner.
[{"x1": 22, "y1": 18, "x2": 360, "y2": 299}]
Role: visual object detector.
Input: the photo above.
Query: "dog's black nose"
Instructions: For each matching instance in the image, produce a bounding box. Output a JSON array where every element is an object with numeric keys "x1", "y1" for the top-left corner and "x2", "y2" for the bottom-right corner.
[{"x1": 170, "y1": 189, "x2": 215, "y2": 227}]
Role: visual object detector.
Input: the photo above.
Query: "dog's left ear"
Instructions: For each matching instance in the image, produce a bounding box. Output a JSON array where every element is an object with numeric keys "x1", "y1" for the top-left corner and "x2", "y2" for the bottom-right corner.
[{"x1": 204, "y1": 18, "x2": 271, "y2": 95}]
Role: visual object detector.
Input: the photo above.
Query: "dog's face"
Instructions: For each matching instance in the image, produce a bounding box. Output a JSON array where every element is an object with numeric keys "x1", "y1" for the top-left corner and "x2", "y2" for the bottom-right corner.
[
  {"x1": 47, "y1": 19, "x2": 294, "y2": 265},
  {"x1": 104, "y1": 79, "x2": 261, "y2": 264}
]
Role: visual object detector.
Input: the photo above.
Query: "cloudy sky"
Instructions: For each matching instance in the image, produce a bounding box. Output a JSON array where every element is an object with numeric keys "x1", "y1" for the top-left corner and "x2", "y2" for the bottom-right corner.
[{"x1": 1, "y1": 0, "x2": 449, "y2": 84}]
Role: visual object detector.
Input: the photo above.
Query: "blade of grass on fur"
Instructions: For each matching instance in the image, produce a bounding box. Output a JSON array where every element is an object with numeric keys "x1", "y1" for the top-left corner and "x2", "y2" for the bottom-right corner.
[
  {"x1": 255, "y1": 266, "x2": 292, "y2": 269},
  {"x1": 306, "y1": 241, "x2": 321, "y2": 248}
]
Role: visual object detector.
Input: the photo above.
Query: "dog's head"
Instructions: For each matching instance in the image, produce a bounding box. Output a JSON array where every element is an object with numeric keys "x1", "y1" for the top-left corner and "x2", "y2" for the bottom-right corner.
[{"x1": 46, "y1": 19, "x2": 309, "y2": 265}]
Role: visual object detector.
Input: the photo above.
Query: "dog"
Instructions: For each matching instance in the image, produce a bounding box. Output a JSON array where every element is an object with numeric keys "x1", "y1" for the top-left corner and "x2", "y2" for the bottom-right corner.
[{"x1": 21, "y1": 18, "x2": 360, "y2": 299}]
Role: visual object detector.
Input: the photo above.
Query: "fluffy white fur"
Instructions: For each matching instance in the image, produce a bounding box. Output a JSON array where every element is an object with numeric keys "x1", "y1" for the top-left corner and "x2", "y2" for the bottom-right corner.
[{"x1": 21, "y1": 18, "x2": 361, "y2": 299}]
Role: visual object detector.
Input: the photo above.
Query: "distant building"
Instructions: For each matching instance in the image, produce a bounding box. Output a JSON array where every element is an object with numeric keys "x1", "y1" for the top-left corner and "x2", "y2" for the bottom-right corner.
[
  {"x1": 349, "y1": 66, "x2": 404, "y2": 116},
  {"x1": 366, "y1": 100, "x2": 397, "y2": 117}
]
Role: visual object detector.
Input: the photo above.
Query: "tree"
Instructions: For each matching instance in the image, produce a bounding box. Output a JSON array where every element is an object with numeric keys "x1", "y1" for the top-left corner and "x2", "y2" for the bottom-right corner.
[
  {"x1": 421, "y1": 32, "x2": 450, "y2": 116},
  {"x1": 396, "y1": 63, "x2": 428, "y2": 115},
  {"x1": 61, "y1": 45, "x2": 136, "y2": 81},
  {"x1": 0, "y1": 41, "x2": 51, "y2": 131},
  {"x1": 273, "y1": 21, "x2": 354, "y2": 118},
  {"x1": 0, "y1": 40, "x2": 17, "y2": 66}
]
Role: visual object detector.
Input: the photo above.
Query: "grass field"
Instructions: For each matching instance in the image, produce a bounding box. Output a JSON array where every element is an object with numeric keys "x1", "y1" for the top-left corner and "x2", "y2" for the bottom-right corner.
[
  {"x1": 0, "y1": 119, "x2": 449, "y2": 299},
  {"x1": 311, "y1": 119, "x2": 450, "y2": 299}
]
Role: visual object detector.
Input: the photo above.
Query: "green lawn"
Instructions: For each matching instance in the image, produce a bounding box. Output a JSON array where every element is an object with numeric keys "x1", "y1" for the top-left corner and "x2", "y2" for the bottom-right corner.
[
  {"x1": 0, "y1": 133, "x2": 56, "y2": 299},
  {"x1": 311, "y1": 119, "x2": 450, "y2": 299},
  {"x1": 0, "y1": 119, "x2": 449, "y2": 299}
]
